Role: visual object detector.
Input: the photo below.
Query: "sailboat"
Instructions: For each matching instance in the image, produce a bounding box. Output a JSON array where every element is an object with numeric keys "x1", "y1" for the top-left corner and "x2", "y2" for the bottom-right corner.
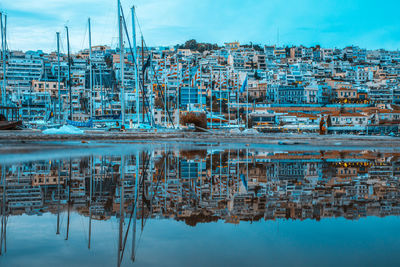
[
  {"x1": 65, "y1": 20, "x2": 94, "y2": 129},
  {"x1": 0, "y1": 13, "x2": 22, "y2": 130},
  {"x1": 0, "y1": 108, "x2": 22, "y2": 130}
]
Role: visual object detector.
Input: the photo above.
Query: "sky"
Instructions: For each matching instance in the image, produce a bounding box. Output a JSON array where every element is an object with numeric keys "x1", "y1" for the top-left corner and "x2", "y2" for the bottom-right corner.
[{"x1": 0, "y1": 0, "x2": 399, "y2": 53}]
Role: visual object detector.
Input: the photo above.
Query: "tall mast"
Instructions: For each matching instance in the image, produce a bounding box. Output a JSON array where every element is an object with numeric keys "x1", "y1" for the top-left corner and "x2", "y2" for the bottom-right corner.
[
  {"x1": 1, "y1": 14, "x2": 7, "y2": 106},
  {"x1": 150, "y1": 52, "x2": 154, "y2": 127},
  {"x1": 164, "y1": 58, "x2": 167, "y2": 126},
  {"x1": 219, "y1": 70, "x2": 222, "y2": 128},
  {"x1": 246, "y1": 75, "x2": 249, "y2": 129},
  {"x1": 118, "y1": 0, "x2": 125, "y2": 126},
  {"x1": 141, "y1": 36, "x2": 145, "y2": 123},
  {"x1": 65, "y1": 26, "x2": 72, "y2": 120},
  {"x1": 88, "y1": 18, "x2": 93, "y2": 119},
  {"x1": 236, "y1": 73, "x2": 239, "y2": 126},
  {"x1": 177, "y1": 54, "x2": 180, "y2": 129},
  {"x1": 228, "y1": 77, "x2": 231, "y2": 125},
  {"x1": 210, "y1": 67, "x2": 213, "y2": 129},
  {"x1": 199, "y1": 63, "x2": 202, "y2": 109},
  {"x1": 100, "y1": 65, "x2": 104, "y2": 115},
  {"x1": 187, "y1": 59, "x2": 190, "y2": 111},
  {"x1": 0, "y1": 12, "x2": 2, "y2": 106},
  {"x1": 56, "y1": 32, "x2": 61, "y2": 124},
  {"x1": 3, "y1": 15, "x2": 6, "y2": 107},
  {"x1": 131, "y1": 6, "x2": 140, "y2": 126}
]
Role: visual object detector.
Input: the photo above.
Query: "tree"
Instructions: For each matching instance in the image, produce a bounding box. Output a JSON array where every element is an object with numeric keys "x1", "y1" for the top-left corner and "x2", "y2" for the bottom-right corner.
[
  {"x1": 183, "y1": 39, "x2": 198, "y2": 50},
  {"x1": 154, "y1": 97, "x2": 164, "y2": 108},
  {"x1": 319, "y1": 117, "x2": 326, "y2": 135},
  {"x1": 248, "y1": 117, "x2": 254, "y2": 128},
  {"x1": 206, "y1": 95, "x2": 219, "y2": 112},
  {"x1": 180, "y1": 150, "x2": 207, "y2": 159},
  {"x1": 179, "y1": 39, "x2": 219, "y2": 52},
  {"x1": 104, "y1": 53, "x2": 113, "y2": 68},
  {"x1": 180, "y1": 112, "x2": 207, "y2": 130},
  {"x1": 326, "y1": 115, "x2": 332, "y2": 127},
  {"x1": 221, "y1": 99, "x2": 228, "y2": 113}
]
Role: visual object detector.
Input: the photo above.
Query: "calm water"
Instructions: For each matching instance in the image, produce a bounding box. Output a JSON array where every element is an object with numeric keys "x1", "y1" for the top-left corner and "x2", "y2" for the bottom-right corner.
[{"x1": 0, "y1": 143, "x2": 400, "y2": 267}]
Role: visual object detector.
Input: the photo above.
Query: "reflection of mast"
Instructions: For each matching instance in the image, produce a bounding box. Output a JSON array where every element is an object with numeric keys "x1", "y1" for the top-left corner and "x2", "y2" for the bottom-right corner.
[
  {"x1": 164, "y1": 146, "x2": 167, "y2": 211},
  {"x1": 199, "y1": 153, "x2": 203, "y2": 201},
  {"x1": 219, "y1": 152, "x2": 222, "y2": 197},
  {"x1": 246, "y1": 148, "x2": 249, "y2": 191},
  {"x1": 210, "y1": 145, "x2": 213, "y2": 197},
  {"x1": 66, "y1": 159, "x2": 71, "y2": 240},
  {"x1": 125, "y1": 151, "x2": 147, "y2": 264},
  {"x1": 56, "y1": 160, "x2": 61, "y2": 235},
  {"x1": 123, "y1": 151, "x2": 151, "y2": 264},
  {"x1": 117, "y1": 154, "x2": 125, "y2": 267},
  {"x1": 0, "y1": 164, "x2": 6, "y2": 255},
  {"x1": 227, "y1": 149, "x2": 230, "y2": 197},
  {"x1": 141, "y1": 150, "x2": 145, "y2": 230},
  {"x1": 88, "y1": 155, "x2": 93, "y2": 249},
  {"x1": 237, "y1": 149, "x2": 240, "y2": 190},
  {"x1": 131, "y1": 150, "x2": 139, "y2": 262}
]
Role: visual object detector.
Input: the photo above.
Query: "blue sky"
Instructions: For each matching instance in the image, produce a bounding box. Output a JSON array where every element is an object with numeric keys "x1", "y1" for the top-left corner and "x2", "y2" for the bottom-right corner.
[{"x1": 0, "y1": 0, "x2": 399, "y2": 52}]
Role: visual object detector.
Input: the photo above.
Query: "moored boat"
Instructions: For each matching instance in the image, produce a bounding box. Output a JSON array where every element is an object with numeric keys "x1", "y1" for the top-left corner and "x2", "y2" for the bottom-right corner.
[
  {"x1": 0, "y1": 106, "x2": 23, "y2": 130},
  {"x1": 0, "y1": 120, "x2": 22, "y2": 130}
]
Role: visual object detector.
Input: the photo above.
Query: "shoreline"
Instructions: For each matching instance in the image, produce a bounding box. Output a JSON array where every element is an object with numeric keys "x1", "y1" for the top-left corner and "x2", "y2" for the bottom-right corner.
[{"x1": 0, "y1": 130, "x2": 400, "y2": 148}]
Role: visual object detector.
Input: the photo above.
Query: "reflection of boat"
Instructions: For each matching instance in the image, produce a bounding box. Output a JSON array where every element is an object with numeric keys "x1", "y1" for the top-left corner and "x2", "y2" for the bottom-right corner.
[{"x1": 0, "y1": 107, "x2": 22, "y2": 130}]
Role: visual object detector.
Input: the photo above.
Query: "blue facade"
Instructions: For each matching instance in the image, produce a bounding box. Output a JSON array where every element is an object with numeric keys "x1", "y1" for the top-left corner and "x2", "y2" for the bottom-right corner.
[
  {"x1": 180, "y1": 86, "x2": 199, "y2": 107},
  {"x1": 277, "y1": 86, "x2": 305, "y2": 104}
]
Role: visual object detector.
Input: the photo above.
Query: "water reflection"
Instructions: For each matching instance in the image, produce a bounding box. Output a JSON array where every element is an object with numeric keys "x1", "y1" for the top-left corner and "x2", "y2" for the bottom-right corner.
[{"x1": 1, "y1": 148, "x2": 400, "y2": 265}]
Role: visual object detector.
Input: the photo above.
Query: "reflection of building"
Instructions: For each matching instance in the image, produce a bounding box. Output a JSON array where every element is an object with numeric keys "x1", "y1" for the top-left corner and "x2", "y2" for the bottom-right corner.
[{"x1": 1, "y1": 149, "x2": 400, "y2": 224}]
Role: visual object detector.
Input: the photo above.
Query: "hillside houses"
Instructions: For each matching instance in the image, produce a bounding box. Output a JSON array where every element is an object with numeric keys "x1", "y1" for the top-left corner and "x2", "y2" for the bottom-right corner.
[{"x1": 1, "y1": 41, "x2": 400, "y2": 134}]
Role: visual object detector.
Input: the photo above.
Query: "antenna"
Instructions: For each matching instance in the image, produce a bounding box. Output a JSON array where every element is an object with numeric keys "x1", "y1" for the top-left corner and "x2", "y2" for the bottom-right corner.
[{"x1": 277, "y1": 27, "x2": 280, "y2": 47}]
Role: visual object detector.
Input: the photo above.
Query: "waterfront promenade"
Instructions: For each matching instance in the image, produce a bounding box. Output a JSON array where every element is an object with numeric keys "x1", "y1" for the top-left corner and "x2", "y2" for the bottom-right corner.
[{"x1": 0, "y1": 130, "x2": 400, "y2": 148}]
